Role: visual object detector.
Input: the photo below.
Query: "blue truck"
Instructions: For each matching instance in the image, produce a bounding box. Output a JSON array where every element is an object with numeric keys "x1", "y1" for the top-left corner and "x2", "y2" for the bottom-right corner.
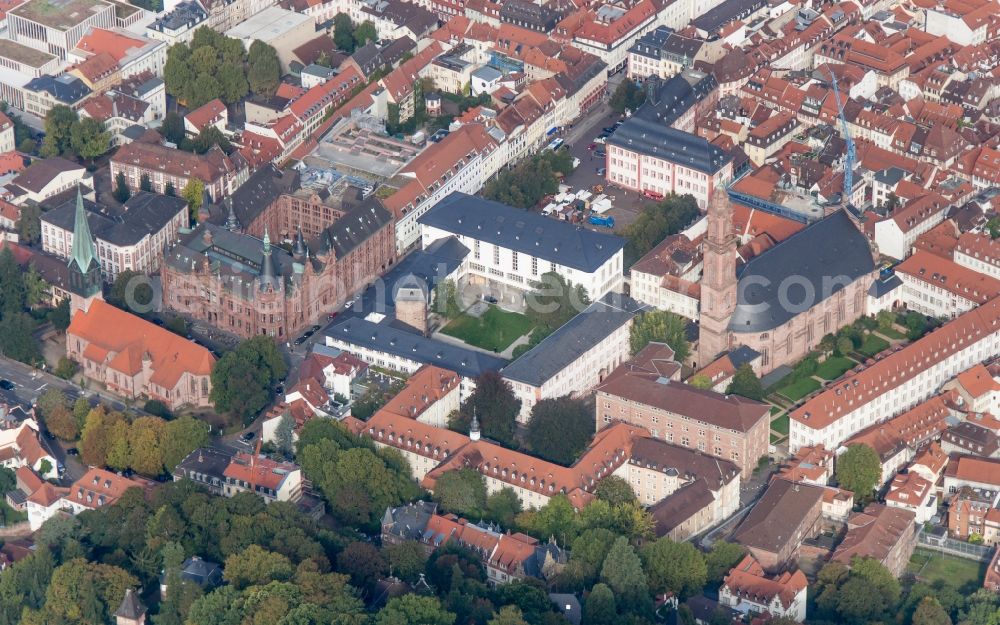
[{"x1": 588, "y1": 214, "x2": 615, "y2": 228}]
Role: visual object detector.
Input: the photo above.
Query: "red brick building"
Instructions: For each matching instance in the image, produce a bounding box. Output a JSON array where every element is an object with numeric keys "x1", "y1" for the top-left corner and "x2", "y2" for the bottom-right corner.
[{"x1": 161, "y1": 197, "x2": 395, "y2": 340}]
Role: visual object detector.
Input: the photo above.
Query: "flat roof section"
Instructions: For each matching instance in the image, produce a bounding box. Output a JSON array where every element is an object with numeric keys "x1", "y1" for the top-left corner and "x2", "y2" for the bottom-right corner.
[
  {"x1": 10, "y1": 0, "x2": 112, "y2": 31},
  {"x1": 0, "y1": 38, "x2": 58, "y2": 68}
]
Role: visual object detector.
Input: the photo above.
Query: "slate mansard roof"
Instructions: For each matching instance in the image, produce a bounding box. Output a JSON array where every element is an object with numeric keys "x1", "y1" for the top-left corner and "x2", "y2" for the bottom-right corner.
[
  {"x1": 418, "y1": 193, "x2": 624, "y2": 273},
  {"x1": 730, "y1": 210, "x2": 875, "y2": 333}
]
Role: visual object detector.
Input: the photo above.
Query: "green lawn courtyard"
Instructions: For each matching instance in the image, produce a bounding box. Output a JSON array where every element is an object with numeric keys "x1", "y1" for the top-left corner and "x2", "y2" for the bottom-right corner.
[
  {"x1": 441, "y1": 306, "x2": 537, "y2": 352},
  {"x1": 771, "y1": 413, "x2": 789, "y2": 436},
  {"x1": 858, "y1": 334, "x2": 890, "y2": 357},
  {"x1": 777, "y1": 377, "x2": 821, "y2": 402},
  {"x1": 816, "y1": 356, "x2": 855, "y2": 380},
  {"x1": 879, "y1": 326, "x2": 906, "y2": 340},
  {"x1": 907, "y1": 550, "x2": 986, "y2": 590}
]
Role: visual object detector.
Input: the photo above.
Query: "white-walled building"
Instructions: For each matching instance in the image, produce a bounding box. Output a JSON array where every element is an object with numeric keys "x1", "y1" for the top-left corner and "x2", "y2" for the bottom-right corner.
[
  {"x1": 384, "y1": 125, "x2": 501, "y2": 253},
  {"x1": 606, "y1": 120, "x2": 732, "y2": 209},
  {"x1": 8, "y1": 0, "x2": 115, "y2": 60},
  {"x1": 41, "y1": 191, "x2": 189, "y2": 281},
  {"x1": 8, "y1": 157, "x2": 87, "y2": 205},
  {"x1": 894, "y1": 251, "x2": 1000, "y2": 319},
  {"x1": 0, "y1": 420, "x2": 57, "y2": 480},
  {"x1": 502, "y1": 294, "x2": 643, "y2": 422},
  {"x1": 719, "y1": 555, "x2": 808, "y2": 622},
  {"x1": 419, "y1": 193, "x2": 625, "y2": 303},
  {"x1": 872, "y1": 194, "x2": 950, "y2": 260},
  {"x1": 790, "y1": 297, "x2": 1000, "y2": 452}
]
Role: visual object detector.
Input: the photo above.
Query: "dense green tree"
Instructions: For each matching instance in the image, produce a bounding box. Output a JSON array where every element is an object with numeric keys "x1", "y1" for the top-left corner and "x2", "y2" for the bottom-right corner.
[
  {"x1": 160, "y1": 416, "x2": 209, "y2": 471},
  {"x1": 35, "y1": 388, "x2": 68, "y2": 421},
  {"x1": 623, "y1": 195, "x2": 699, "y2": 265},
  {"x1": 108, "y1": 270, "x2": 153, "y2": 312},
  {"x1": 876, "y1": 310, "x2": 896, "y2": 331},
  {"x1": 41, "y1": 105, "x2": 77, "y2": 157},
  {"x1": 17, "y1": 204, "x2": 41, "y2": 245},
  {"x1": 433, "y1": 278, "x2": 462, "y2": 319},
  {"x1": 688, "y1": 374, "x2": 712, "y2": 389},
  {"x1": 629, "y1": 310, "x2": 690, "y2": 361},
  {"x1": 182, "y1": 178, "x2": 205, "y2": 215},
  {"x1": 526, "y1": 396, "x2": 593, "y2": 465},
  {"x1": 450, "y1": 370, "x2": 520, "y2": 447},
  {"x1": 384, "y1": 541, "x2": 427, "y2": 584},
  {"x1": 45, "y1": 404, "x2": 78, "y2": 441},
  {"x1": 353, "y1": 21, "x2": 377, "y2": 48},
  {"x1": 912, "y1": 596, "x2": 953, "y2": 625},
  {"x1": 333, "y1": 14, "x2": 355, "y2": 52},
  {"x1": 704, "y1": 542, "x2": 745, "y2": 584},
  {"x1": 835, "y1": 444, "x2": 881, "y2": 501},
  {"x1": 0, "y1": 247, "x2": 25, "y2": 317},
  {"x1": 599, "y1": 537, "x2": 648, "y2": 612},
  {"x1": 34, "y1": 558, "x2": 137, "y2": 625},
  {"x1": 583, "y1": 583, "x2": 616, "y2": 625},
  {"x1": 275, "y1": 414, "x2": 295, "y2": 456},
  {"x1": 69, "y1": 118, "x2": 110, "y2": 161},
  {"x1": 0, "y1": 314, "x2": 40, "y2": 364},
  {"x1": 517, "y1": 494, "x2": 579, "y2": 547},
  {"x1": 23, "y1": 266, "x2": 49, "y2": 309},
  {"x1": 48, "y1": 298, "x2": 71, "y2": 331},
  {"x1": 210, "y1": 336, "x2": 287, "y2": 423},
  {"x1": 223, "y1": 545, "x2": 293, "y2": 589},
  {"x1": 114, "y1": 171, "x2": 131, "y2": 203},
  {"x1": 247, "y1": 41, "x2": 281, "y2": 95},
  {"x1": 376, "y1": 595, "x2": 456, "y2": 625},
  {"x1": 433, "y1": 468, "x2": 488, "y2": 518},
  {"x1": 483, "y1": 150, "x2": 574, "y2": 209},
  {"x1": 609, "y1": 80, "x2": 646, "y2": 114},
  {"x1": 127, "y1": 416, "x2": 166, "y2": 475},
  {"x1": 485, "y1": 488, "x2": 522, "y2": 526},
  {"x1": 725, "y1": 364, "x2": 764, "y2": 401},
  {"x1": 593, "y1": 476, "x2": 636, "y2": 506},
  {"x1": 640, "y1": 537, "x2": 706, "y2": 599},
  {"x1": 336, "y1": 541, "x2": 386, "y2": 591},
  {"x1": 160, "y1": 111, "x2": 185, "y2": 145}
]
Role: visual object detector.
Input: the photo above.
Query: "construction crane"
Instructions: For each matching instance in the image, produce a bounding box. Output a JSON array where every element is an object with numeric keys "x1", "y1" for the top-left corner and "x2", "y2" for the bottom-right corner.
[{"x1": 827, "y1": 68, "x2": 856, "y2": 209}]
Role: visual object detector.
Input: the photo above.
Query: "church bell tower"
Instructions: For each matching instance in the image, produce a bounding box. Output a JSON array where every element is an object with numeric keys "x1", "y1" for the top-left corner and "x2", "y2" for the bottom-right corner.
[{"x1": 697, "y1": 188, "x2": 737, "y2": 367}]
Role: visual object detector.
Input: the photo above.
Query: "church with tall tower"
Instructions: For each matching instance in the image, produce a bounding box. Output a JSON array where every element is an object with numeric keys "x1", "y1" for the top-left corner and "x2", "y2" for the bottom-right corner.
[
  {"x1": 698, "y1": 191, "x2": 877, "y2": 374},
  {"x1": 67, "y1": 187, "x2": 103, "y2": 316}
]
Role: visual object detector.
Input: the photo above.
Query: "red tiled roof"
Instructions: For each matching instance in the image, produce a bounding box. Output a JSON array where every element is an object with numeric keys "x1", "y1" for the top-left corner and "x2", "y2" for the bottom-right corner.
[
  {"x1": 223, "y1": 452, "x2": 298, "y2": 491},
  {"x1": 379, "y1": 365, "x2": 459, "y2": 420},
  {"x1": 945, "y1": 454, "x2": 1000, "y2": 487},
  {"x1": 956, "y1": 363, "x2": 1000, "y2": 398},
  {"x1": 185, "y1": 99, "x2": 226, "y2": 132},
  {"x1": 843, "y1": 394, "x2": 952, "y2": 460},
  {"x1": 895, "y1": 250, "x2": 1000, "y2": 304},
  {"x1": 722, "y1": 555, "x2": 807, "y2": 610},
  {"x1": 75, "y1": 28, "x2": 147, "y2": 62},
  {"x1": 67, "y1": 300, "x2": 215, "y2": 389},
  {"x1": 70, "y1": 467, "x2": 141, "y2": 510},
  {"x1": 792, "y1": 298, "x2": 1000, "y2": 430}
]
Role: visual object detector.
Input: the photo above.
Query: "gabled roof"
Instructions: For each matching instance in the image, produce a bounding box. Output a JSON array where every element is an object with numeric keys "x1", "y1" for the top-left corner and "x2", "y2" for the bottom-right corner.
[
  {"x1": 418, "y1": 193, "x2": 624, "y2": 273},
  {"x1": 722, "y1": 555, "x2": 807, "y2": 609},
  {"x1": 67, "y1": 300, "x2": 215, "y2": 389}
]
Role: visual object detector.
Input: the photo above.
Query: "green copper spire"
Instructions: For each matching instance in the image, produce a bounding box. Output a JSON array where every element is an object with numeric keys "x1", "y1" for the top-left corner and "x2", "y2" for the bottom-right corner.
[{"x1": 69, "y1": 186, "x2": 98, "y2": 273}]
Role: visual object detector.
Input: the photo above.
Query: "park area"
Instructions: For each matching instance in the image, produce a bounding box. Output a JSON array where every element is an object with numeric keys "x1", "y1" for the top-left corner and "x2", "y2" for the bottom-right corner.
[
  {"x1": 776, "y1": 377, "x2": 821, "y2": 402},
  {"x1": 816, "y1": 356, "x2": 855, "y2": 380},
  {"x1": 858, "y1": 334, "x2": 891, "y2": 358},
  {"x1": 907, "y1": 550, "x2": 986, "y2": 590},
  {"x1": 441, "y1": 306, "x2": 537, "y2": 352}
]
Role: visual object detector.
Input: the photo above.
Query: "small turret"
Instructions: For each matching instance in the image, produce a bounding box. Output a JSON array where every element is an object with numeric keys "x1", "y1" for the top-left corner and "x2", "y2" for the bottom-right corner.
[
  {"x1": 469, "y1": 408, "x2": 481, "y2": 442},
  {"x1": 259, "y1": 227, "x2": 278, "y2": 291},
  {"x1": 292, "y1": 226, "x2": 308, "y2": 259}
]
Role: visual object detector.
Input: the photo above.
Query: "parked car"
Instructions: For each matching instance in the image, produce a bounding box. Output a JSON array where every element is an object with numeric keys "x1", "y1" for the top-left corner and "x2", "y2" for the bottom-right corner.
[
  {"x1": 588, "y1": 143, "x2": 597, "y2": 150},
  {"x1": 67, "y1": 448, "x2": 79, "y2": 456},
  {"x1": 0, "y1": 380, "x2": 14, "y2": 390},
  {"x1": 482, "y1": 294, "x2": 498, "y2": 304},
  {"x1": 311, "y1": 324, "x2": 321, "y2": 332},
  {"x1": 597, "y1": 167, "x2": 606, "y2": 176},
  {"x1": 293, "y1": 336, "x2": 307, "y2": 346},
  {"x1": 241, "y1": 431, "x2": 256, "y2": 442},
  {"x1": 595, "y1": 149, "x2": 606, "y2": 158},
  {"x1": 603, "y1": 126, "x2": 617, "y2": 133}
]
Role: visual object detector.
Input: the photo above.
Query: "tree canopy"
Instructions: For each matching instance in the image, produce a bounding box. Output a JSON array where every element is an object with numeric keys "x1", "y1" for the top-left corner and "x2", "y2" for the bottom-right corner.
[
  {"x1": 623, "y1": 195, "x2": 700, "y2": 266},
  {"x1": 629, "y1": 310, "x2": 690, "y2": 361},
  {"x1": 526, "y1": 396, "x2": 593, "y2": 465},
  {"x1": 450, "y1": 371, "x2": 521, "y2": 447},
  {"x1": 725, "y1": 364, "x2": 764, "y2": 401},
  {"x1": 835, "y1": 444, "x2": 882, "y2": 501},
  {"x1": 210, "y1": 336, "x2": 287, "y2": 425}
]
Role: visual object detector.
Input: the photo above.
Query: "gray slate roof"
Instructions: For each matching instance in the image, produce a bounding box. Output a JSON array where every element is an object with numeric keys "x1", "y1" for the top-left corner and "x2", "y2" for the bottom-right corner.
[
  {"x1": 501, "y1": 293, "x2": 644, "y2": 386},
  {"x1": 42, "y1": 191, "x2": 187, "y2": 246},
  {"x1": 418, "y1": 193, "x2": 624, "y2": 273},
  {"x1": 731, "y1": 210, "x2": 875, "y2": 333},
  {"x1": 325, "y1": 317, "x2": 508, "y2": 378},
  {"x1": 209, "y1": 164, "x2": 298, "y2": 228},
  {"x1": 313, "y1": 196, "x2": 393, "y2": 258},
  {"x1": 608, "y1": 118, "x2": 731, "y2": 175}
]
